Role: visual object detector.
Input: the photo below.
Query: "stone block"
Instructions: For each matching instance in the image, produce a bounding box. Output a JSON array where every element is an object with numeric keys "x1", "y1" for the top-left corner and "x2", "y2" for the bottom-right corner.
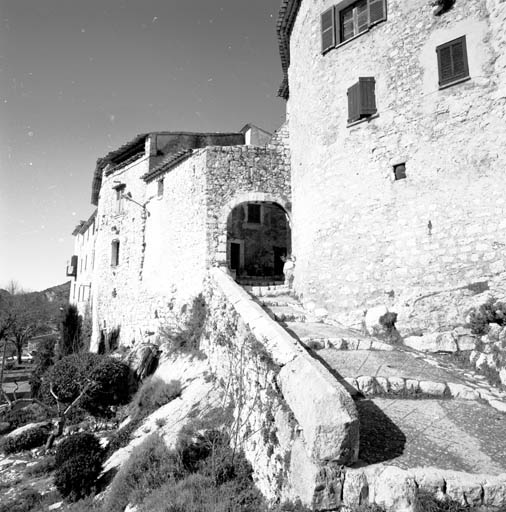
[
  {"x1": 483, "y1": 474, "x2": 506, "y2": 507},
  {"x1": 388, "y1": 377, "x2": 406, "y2": 394},
  {"x1": 405, "y1": 379, "x2": 420, "y2": 394},
  {"x1": 447, "y1": 382, "x2": 480, "y2": 400},
  {"x1": 342, "y1": 469, "x2": 369, "y2": 508},
  {"x1": 356, "y1": 376, "x2": 378, "y2": 395},
  {"x1": 419, "y1": 381, "x2": 447, "y2": 396},
  {"x1": 404, "y1": 332, "x2": 457, "y2": 353},
  {"x1": 375, "y1": 377, "x2": 390, "y2": 394},
  {"x1": 364, "y1": 305, "x2": 389, "y2": 336}
]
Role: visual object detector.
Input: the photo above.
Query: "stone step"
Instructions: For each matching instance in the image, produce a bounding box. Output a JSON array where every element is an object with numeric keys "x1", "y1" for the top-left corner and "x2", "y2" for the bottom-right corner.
[
  {"x1": 259, "y1": 294, "x2": 300, "y2": 308},
  {"x1": 243, "y1": 284, "x2": 289, "y2": 297},
  {"x1": 268, "y1": 305, "x2": 307, "y2": 322}
]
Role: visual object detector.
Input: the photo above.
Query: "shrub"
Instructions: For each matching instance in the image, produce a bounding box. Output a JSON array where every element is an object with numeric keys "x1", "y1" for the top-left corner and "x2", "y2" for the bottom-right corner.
[
  {"x1": 58, "y1": 497, "x2": 103, "y2": 512},
  {"x1": 58, "y1": 304, "x2": 83, "y2": 357},
  {"x1": 41, "y1": 353, "x2": 132, "y2": 418},
  {"x1": 468, "y1": 297, "x2": 506, "y2": 335},
  {"x1": 54, "y1": 433, "x2": 104, "y2": 502},
  {"x1": 105, "y1": 433, "x2": 180, "y2": 512},
  {"x1": 0, "y1": 403, "x2": 49, "y2": 433},
  {"x1": 2, "y1": 424, "x2": 50, "y2": 454},
  {"x1": 30, "y1": 336, "x2": 56, "y2": 399},
  {"x1": 24, "y1": 455, "x2": 56, "y2": 477},
  {"x1": 128, "y1": 377, "x2": 182, "y2": 423},
  {"x1": 0, "y1": 488, "x2": 43, "y2": 512}
]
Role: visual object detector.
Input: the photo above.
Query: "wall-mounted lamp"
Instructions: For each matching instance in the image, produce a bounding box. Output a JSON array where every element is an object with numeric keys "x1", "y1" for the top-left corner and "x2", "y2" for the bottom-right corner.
[{"x1": 121, "y1": 192, "x2": 150, "y2": 216}]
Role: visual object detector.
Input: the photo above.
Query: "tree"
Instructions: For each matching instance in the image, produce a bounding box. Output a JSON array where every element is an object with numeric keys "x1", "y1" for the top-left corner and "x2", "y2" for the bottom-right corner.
[
  {"x1": 58, "y1": 304, "x2": 82, "y2": 357},
  {"x1": 41, "y1": 353, "x2": 132, "y2": 449}
]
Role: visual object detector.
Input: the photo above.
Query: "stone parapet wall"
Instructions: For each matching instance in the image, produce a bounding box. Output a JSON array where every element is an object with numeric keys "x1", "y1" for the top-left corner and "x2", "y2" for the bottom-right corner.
[
  {"x1": 286, "y1": 0, "x2": 506, "y2": 332},
  {"x1": 202, "y1": 268, "x2": 358, "y2": 505}
]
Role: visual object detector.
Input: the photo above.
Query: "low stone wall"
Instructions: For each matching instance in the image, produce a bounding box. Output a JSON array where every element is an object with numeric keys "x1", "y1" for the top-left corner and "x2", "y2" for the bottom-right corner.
[{"x1": 200, "y1": 267, "x2": 359, "y2": 505}]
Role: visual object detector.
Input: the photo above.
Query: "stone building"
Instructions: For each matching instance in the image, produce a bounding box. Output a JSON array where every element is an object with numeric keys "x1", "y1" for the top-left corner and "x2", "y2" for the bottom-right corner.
[
  {"x1": 277, "y1": 0, "x2": 506, "y2": 331},
  {"x1": 68, "y1": 126, "x2": 291, "y2": 348}
]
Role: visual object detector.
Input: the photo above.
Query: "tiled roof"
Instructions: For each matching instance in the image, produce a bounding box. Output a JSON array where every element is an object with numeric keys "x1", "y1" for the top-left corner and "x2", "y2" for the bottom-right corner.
[
  {"x1": 276, "y1": 0, "x2": 302, "y2": 100},
  {"x1": 141, "y1": 149, "x2": 194, "y2": 182},
  {"x1": 91, "y1": 134, "x2": 148, "y2": 205},
  {"x1": 72, "y1": 209, "x2": 97, "y2": 236}
]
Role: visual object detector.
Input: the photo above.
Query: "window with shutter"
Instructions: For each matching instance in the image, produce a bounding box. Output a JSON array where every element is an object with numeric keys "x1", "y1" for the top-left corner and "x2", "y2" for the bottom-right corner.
[
  {"x1": 347, "y1": 77, "x2": 377, "y2": 124},
  {"x1": 321, "y1": 0, "x2": 387, "y2": 53},
  {"x1": 321, "y1": 7, "x2": 336, "y2": 53},
  {"x1": 436, "y1": 36, "x2": 469, "y2": 87}
]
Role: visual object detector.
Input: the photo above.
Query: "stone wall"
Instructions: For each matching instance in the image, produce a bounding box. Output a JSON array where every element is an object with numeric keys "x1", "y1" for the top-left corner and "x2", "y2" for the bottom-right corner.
[
  {"x1": 205, "y1": 145, "x2": 292, "y2": 266},
  {"x1": 201, "y1": 268, "x2": 359, "y2": 506},
  {"x1": 286, "y1": 0, "x2": 506, "y2": 332}
]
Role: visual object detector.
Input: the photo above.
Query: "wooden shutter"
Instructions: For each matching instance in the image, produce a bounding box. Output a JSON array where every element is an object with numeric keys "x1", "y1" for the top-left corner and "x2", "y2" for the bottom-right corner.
[
  {"x1": 357, "y1": 0, "x2": 369, "y2": 34},
  {"x1": 347, "y1": 82, "x2": 361, "y2": 123},
  {"x1": 369, "y1": 0, "x2": 387, "y2": 25},
  {"x1": 437, "y1": 36, "x2": 469, "y2": 86},
  {"x1": 359, "y1": 77, "x2": 377, "y2": 115},
  {"x1": 321, "y1": 7, "x2": 335, "y2": 53}
]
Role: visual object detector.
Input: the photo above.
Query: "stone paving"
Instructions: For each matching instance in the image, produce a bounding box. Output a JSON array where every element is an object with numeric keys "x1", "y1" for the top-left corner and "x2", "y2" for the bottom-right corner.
[{"x1": 357, "y1": 397, "x2": 506, "y2": 475}]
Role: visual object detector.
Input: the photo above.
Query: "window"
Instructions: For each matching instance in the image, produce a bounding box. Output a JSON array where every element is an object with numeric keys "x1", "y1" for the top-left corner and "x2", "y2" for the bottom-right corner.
[
  {"x1": 436, "y1": 36, "x2": 469, "y2": 88},
  {"x1": 393, "y1": 163, "x2": 406, "y2": 180},
  {"x1": 321, "y1": 0, "x2": 387, "y2": 53},
  {"x1": 111, "y1": 240, "x2": 120, "y2": 267},
  {"x1": 347, "y1": 77, "x2": 377, "y2": 124},
  {"x1": 157, "y1": 179, "x2": 164, "y2": 198},
  {"x1": 113, "y1": 184, "x2": 125, "y2": 214},
  {"x1": 247, "y1": 204, "x2": 262, "y2": 224}
]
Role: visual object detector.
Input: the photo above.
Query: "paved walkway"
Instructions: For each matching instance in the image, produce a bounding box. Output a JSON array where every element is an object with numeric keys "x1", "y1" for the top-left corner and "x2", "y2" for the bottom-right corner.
[{"x1": 357, "y1": 397, "x2": 506, "y2": 475}]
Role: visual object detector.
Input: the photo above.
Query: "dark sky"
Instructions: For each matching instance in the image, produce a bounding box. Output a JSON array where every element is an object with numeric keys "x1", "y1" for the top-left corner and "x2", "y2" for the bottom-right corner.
[{"x1": 0, "y1": 0, "x2": 286, "y2": 291}]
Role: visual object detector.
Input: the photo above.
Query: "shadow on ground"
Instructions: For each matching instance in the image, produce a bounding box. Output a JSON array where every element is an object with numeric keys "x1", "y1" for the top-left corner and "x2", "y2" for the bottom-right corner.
[{"x1": 356, "y1": 398, "x2": 406, "y2": 464}]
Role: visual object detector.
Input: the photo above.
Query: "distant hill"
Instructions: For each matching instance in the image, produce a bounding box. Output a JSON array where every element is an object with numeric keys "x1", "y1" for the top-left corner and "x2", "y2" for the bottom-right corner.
[{"x1": 40, "y1": 281, "x2": 71, "y2": 305}]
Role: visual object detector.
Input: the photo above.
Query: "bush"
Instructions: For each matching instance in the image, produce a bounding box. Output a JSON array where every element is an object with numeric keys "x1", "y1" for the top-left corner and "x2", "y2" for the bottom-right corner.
[
  {"x1": 2, "y1": 424, "x2": 51, "y2": 454},
  {"x1": 105, "y1": 434, "x2": 180, "y2": 512},
  {"x1": 24, "y1": 455, "x2": 56, "y2": 477},
  {"x1": 59, "y1": 304, "x2": 83, "y2": 357},
  {"x1": 30, "y1": 336, "x2": 56, "y2": 399},
  {"x1": 0, "y1": 403, "x2": 49, "y2": 434},
  {"x1": 54, "y1": 433, "x2": 104, "y2": 501},
  {"x1": 58, "y1": 497, "x2": 103, "y2": 512},
  {"x1": 0, "y1": 488, "x2": 43, "y2": 512},
  {"x1": 41, "y1": 353, "x2": 132, "y2": 418},
  {"x1": 468, "y1": 297, "x2": 506, "y2": 335},
  {"x1": 128, "y1": 377, "x2": 182, "y2": 423}
]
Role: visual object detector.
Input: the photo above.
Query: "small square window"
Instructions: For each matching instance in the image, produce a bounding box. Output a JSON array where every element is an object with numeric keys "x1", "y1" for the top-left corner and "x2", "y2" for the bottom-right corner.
[
  {"x1": 157, "y1": 179, "x2": 164, "y2": 198},
  {"x1": 247, "y1": 204, "x2": 262, "y2": 224},
  {"x1": 393, "y1": 163, "x2": 406, "y2": 180},
  {"x1": 436, "y1": 36, "x2": 469, "y2": 88}
]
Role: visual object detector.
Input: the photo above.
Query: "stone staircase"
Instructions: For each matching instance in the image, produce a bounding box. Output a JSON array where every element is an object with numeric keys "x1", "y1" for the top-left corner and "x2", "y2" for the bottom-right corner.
[{"x1": 246, "y1": 284, "x2": 506, "y2": 480}]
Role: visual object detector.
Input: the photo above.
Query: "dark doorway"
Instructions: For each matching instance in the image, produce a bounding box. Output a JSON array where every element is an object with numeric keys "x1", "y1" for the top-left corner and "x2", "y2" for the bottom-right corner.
[
  {"x1": 230, "y1": 242, "x2": 241, "y2": 271},
  {"x1": 273, "y1": 246, "x2": 287, "y2": 276}
]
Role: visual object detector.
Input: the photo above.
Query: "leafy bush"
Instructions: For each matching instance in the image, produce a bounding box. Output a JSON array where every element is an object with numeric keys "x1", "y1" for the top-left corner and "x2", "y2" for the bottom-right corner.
[
  {"x1": 105, "y1": 434, "x2": 181, "y2": 512},
  {"x1": 0, "y1": 403, "x2": 49, "y2": 434},
  {"x1": 2, "y1": 424, "x2": 50, "y2": 454},
  {"x1": 128, "y1": 377, "x2": 181, "y2": 423},
  {"x1": 41, "y1": 353, "x2": 132, "y2": 418},
  {"x1": 24, "y1": 455, "x2": 56, "y2": 476},
  {"x1": 468, "y1": 297, "x2": 506, "y2": 335},
  {"x1": 54, "y1": 433, "x2": 104, "y2": 502},
  {"x1": 58, "y1": 497, "x2": 103, "y2": 512},
  {"x1": 0, "y1": 488, "x2": 43, "y2": 512}
]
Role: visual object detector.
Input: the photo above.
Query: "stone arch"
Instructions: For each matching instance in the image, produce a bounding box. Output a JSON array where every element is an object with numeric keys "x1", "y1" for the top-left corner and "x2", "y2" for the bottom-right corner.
[{"x1": 215, "y1": 191, "x2": 292, "y2": 267}]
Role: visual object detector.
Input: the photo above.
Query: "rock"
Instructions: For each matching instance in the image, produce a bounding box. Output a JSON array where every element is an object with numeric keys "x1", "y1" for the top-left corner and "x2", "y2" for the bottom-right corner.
[
  {"x1": 375, "y1": 377, "x2": 390, "y2": 394},
  {"x1": 500, "y1": 368, "x2": 506, "y2": 387},
  {"x1": 483, "y1": 474, "x2": 506, "y2": 507},
  {"x1": 403, "y1": 332, "x2": 457, "y2": 353},
  {"x1": 411, "y1": 467, "x2": 446, "y2": 493},
  {"x1": 488, "y1": 323, "x2": 503, "y2": 341},
  {"x1": 0, "y1": 422, "x2": 11, "y2": 435},
  {"x1": 48, "y1": 502, "x2": 63, "y2": 511},
  {"x1": 356, "y1": 376, "x2": 378, "y2": 395},
  {"x1": 369, "y1": 466, "x2": 417, "y2": 512},
  {"x1": 419, "y1": 381, "x2": 447, "y2": 396},
  {"x1": 342, "y1": 469, "x2": 369, "y2": 508},
  {"x1": 447, "y1": 383, "x2": 479, "y2": 400},
  {"x1": 388, "y1": 377, "x2": 405, "y2": 394},
  {"x1": 445, "y1": 472, "x2": 485, "y2": 507},
  {"x1": 453, "y1": 328, "x2": 477, "y2": 351},
  {"x1": 488, "y1": 400, "x2": 506, "y2": 413},
  {"x1": 364, "y1": 305, "x2": 389, "y2": 336},
  {"x1": 405, "y1": 379, "x2": 420, "y2": 394},
  {"x1": 314, "y1": 307, "x2": 329, "y2": 320},
  {"x1": 312, "y1": 464, "x2": 344, "y2": 510},
  {"x1": 124, "y1": 505, "x2": 139, "y2": 512},
  {"x1": 127, "y1": 343, "x2": 160, "y2": 380}
]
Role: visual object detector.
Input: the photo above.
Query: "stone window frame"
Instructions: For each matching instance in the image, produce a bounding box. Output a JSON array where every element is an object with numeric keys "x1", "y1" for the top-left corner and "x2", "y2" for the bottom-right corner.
[
  {"x1": 436, "y1": 35, "x2": 470, "y2": 89},
  {"x1": 113, "y1": 183, "x2": 126, "y2": 215},
  {"x1": 321, "y1": 0, "x2": 387, "y2": 54},
  {"x1": 244, "y1": 203, "x2": 264, "y2": 228}
]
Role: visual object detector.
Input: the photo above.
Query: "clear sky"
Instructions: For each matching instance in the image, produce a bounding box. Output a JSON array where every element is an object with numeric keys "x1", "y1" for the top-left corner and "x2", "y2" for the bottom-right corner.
[{"x1": 0, "y1": 0, "x2": 286, "y2": 292}]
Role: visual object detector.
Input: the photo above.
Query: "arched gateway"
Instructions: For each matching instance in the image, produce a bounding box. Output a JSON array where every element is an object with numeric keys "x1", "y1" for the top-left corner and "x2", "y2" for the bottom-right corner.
[{"x1": 216, "y1": 192, "x2": 291, "y2": 284}]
